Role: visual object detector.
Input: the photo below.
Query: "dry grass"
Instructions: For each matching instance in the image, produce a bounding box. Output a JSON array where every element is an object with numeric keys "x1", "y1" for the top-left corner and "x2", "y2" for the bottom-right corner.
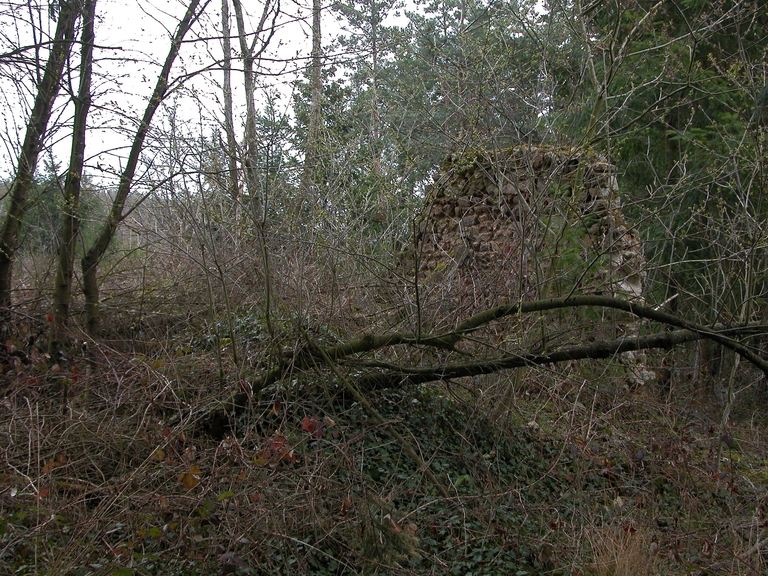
[
  {"x1": 588, "y1": 527, "x2": 656, "y2": 576},
  {"x1": 3, "y1": 234, "x2": 768, "y2": 574},
  {"x1": 3, "y1": 321, "x2": 768, "y2": 574}
]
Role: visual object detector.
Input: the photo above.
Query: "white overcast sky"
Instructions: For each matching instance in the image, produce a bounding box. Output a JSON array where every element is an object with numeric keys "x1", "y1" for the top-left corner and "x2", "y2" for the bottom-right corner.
[
  {"x1": 0, "y1": 0, "x2": 405, "y2": 184},
  {"x1": 86, "y1": 0, "x2": 316, "y2": 182}
]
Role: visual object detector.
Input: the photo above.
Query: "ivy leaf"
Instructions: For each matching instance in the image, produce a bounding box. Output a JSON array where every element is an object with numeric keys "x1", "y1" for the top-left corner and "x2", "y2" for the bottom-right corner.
[{"x1": 217, "y1": 490, "x2": 234, "y2": 502}]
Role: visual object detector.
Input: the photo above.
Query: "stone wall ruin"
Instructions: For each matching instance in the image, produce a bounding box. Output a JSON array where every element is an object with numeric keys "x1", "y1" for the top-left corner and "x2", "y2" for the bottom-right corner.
[
  {"x1": 412, "y1": 146, "x2": 647, "y2": 320},
  {"x1": 404, "y1": 145, "x2": 651, "y2": 384}
]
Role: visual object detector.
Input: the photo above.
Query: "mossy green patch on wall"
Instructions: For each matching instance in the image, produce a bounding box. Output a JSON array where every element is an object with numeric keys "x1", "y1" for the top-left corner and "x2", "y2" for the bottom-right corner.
[
  {"x1": 412, "y1": 145, "x2": 651, "y2": 383},
  {"x1": 416, "y1": 145, "x2": 646, "y2": 310}
]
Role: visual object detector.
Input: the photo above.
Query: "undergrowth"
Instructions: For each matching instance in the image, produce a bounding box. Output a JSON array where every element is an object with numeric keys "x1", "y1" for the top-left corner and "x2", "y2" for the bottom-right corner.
[{"x1": 1, "y1": 321, "x2": 767, "y2": 575}]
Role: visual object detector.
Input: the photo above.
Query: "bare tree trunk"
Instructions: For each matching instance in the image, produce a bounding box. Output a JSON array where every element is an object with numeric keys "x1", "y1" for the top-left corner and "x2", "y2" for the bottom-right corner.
[
  {"x1": 221, "y1": 0, "x2": 239, "y2": 201},
  {"x1": 231, "y1": 0, "x2": 280, "y2": 336},
  {"x1": 230, "y1": 0, "x2": 269, "y2": 219},
  {"x1": 50, "y1": 0, "x2": 97, "y2": 359},
  {"x1": 369, "y1": 1, "x2": 381, "y2": 176},
  {"x1": 0, "y1": 0, "x2": 81, "y2": 322},
  {"x1": 299, "y1": 0, "x2": 322, "y2": 199},
  {"x1": 81, "y1": 0, "x2": 206, "y2": 335}
]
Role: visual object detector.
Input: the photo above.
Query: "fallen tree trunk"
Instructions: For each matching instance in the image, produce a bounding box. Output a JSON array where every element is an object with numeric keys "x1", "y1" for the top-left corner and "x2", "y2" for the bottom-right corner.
[
  {"x1": 194, "y1": 295, "x2": 768, "y2": 436},
  {"x1": 352, "y1": 327, "x2": 703, "y2": 391}
]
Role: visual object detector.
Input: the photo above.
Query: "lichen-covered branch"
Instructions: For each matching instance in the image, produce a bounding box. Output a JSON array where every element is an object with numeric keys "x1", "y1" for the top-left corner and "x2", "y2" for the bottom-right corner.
[
  {"x1": 353, "y1": 328, "x2": 704, "y2": 391},
  {"x1": 202, "y1": 297, "x2": 768, "y2": 435}
]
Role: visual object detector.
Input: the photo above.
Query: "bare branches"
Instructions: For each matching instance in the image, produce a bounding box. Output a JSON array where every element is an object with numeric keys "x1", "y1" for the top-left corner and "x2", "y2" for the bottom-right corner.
[
  {"x1": 436, "y1": 295, "x2": 768, "y2": 374},
  {"x1": 80, "y1": 0, "x2": 209, "y2": 334},
  {"x1": 354, "y1": 327, "x2": 704, "y2": 391},
  {"x1": 220, "y1": 295, "x2": 768, "y2": 413}
]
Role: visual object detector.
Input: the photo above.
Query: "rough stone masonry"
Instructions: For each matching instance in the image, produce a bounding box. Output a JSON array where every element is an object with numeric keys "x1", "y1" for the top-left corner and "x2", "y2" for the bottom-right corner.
[{"x1": 410, "y1": 145, "x2": 651, "y2": 383}]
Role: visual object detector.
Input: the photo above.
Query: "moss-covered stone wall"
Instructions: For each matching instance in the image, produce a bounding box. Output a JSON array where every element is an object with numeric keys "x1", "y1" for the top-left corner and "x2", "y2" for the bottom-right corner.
[{"x1": 414, "y1": 146, "x2": 646, "y2": 315}]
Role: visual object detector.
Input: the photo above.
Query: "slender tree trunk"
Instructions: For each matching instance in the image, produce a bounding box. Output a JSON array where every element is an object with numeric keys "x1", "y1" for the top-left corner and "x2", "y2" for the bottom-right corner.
[
  {"x1": 231, "y1": 0, "x2": 280, "y2": 336},
  {"x1": 300, "y1": 0, "x2": 322, "y2": 198},
  {"x1": 81, "y1": 0, "x2": 206, "y2": 335},
  {"x1": 369, "y1": 1, "x2": 381, "y2": 176},
  {"x1": 221, "y1": 0, "x2": 239, "y2": 201},
  {"x1": 50, "y1": 0, "x2": 97, "y2": 358},
  {"x1": 231, "y1": 0, "x2": 261, "y2": 220},
  {"x1": 0, "y1": 0, "x2": 81, "y2": 322}
]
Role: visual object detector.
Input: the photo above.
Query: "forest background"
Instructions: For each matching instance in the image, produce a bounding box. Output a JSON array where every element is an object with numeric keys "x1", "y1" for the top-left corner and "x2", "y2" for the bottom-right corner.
[{"x1": 1, "y1": 0, "x2": 768, "y2": 574}]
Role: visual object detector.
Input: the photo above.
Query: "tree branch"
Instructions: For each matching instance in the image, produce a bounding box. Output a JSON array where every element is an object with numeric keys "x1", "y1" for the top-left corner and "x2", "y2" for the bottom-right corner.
[
  {"x1": 354, "y1": 328, "x2": 702, "y2": 391},
  {"x1": 201, "y1": 296, "x2": 768, "y2": 434},
  {"x1": 434, "y1": 295, "x2": 768, "y2": 375}
]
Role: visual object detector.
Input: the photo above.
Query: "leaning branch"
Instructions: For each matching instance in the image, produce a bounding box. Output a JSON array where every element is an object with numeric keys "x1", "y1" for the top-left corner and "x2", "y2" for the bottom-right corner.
[
  {"x1": 246, "y1": 295, "x2": 768, "y2": 397},
  {"x1": 206, "y1": 327, "x2": 703, "y2": 434},
  {"x1": 81, "y1": 0, "x2": 209, "y2": 333},
  {"x1": 196, "y1": 297, "x2": 768, "y2": 433},
  {"x1": 354, "y1": 328, "x2": 703, "y2": 391},
  {"x1": 433, "y1": 295, "x2": 768, "y2": 375},
  {"x1": 275, "y1": 295, "x2": 768, "y2": 377}
]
